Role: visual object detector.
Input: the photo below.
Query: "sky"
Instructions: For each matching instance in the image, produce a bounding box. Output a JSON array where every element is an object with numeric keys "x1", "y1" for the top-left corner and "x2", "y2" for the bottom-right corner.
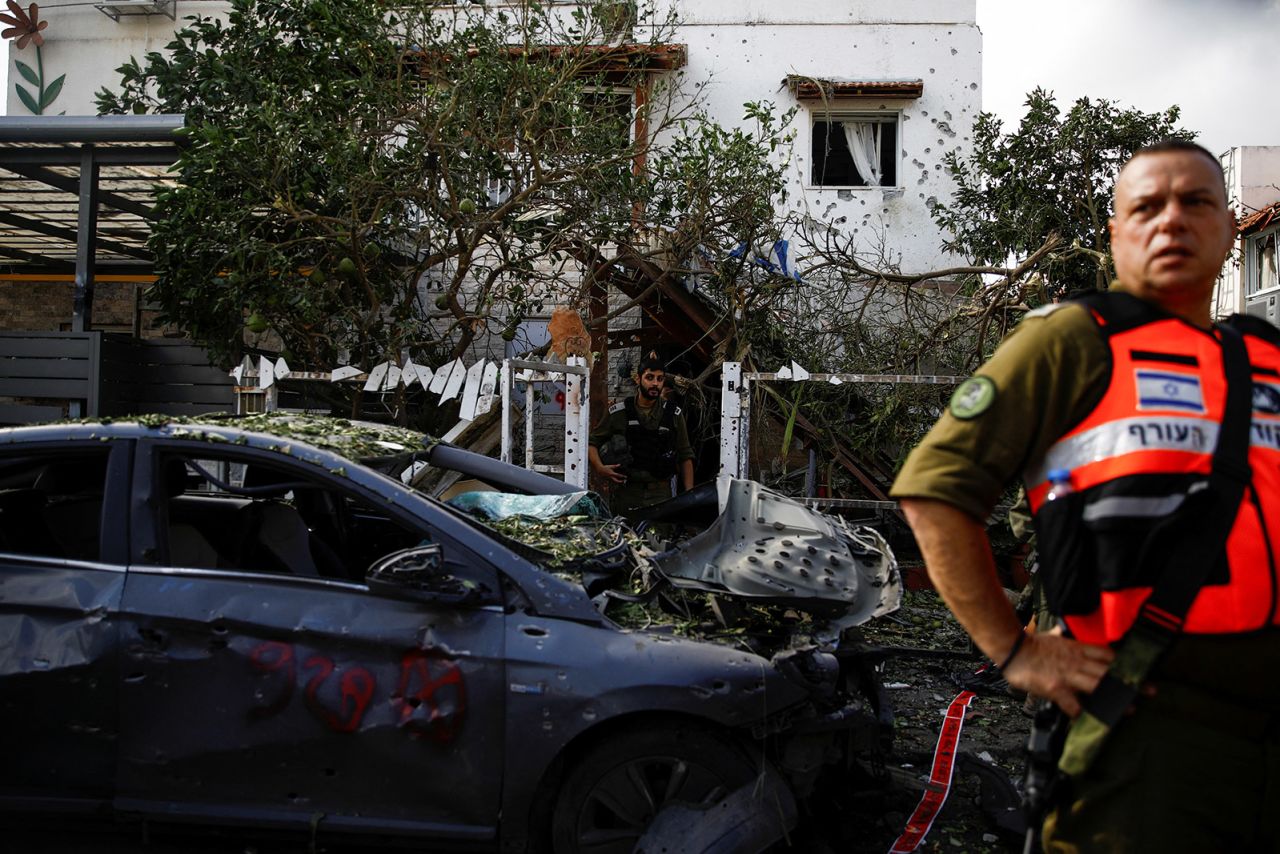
[{"x1": 977, "y1": 0, "x2": 1280, "y2": 157}]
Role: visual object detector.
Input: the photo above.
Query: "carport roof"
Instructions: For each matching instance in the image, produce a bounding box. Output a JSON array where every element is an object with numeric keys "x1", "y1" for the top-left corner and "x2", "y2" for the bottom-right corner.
[{"x1": 0, "y1": 114, "x2": 184, "y2": 278}]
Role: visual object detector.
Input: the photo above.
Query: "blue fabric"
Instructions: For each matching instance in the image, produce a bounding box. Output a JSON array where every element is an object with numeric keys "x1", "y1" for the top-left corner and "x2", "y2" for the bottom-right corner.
[{"x1": 446, "y1": 490, "x2": 610, "y2": 522}]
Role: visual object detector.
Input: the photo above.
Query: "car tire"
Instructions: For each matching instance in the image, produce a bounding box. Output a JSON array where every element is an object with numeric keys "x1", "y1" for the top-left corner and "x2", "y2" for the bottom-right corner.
[{"x1": 550, "y1": 723, "x2": 758, "y2": 854}]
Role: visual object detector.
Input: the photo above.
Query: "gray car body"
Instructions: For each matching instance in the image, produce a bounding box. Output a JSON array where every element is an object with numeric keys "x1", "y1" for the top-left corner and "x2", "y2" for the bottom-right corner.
[{"x1": 0, "y1": 419, "x2": 814, "y2": 850}]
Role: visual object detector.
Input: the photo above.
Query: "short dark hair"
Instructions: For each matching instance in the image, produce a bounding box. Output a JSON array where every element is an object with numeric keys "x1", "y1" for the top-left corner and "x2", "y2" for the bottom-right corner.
[
  {"x1": 638, "y1": 349, "x2": 664, "y2": 374},
  {"x1": 1127, "y1": 138, "x2": 1224, "y2": 185}
]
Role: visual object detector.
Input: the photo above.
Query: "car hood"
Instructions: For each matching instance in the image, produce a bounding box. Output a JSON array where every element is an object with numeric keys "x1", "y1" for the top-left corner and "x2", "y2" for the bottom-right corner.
[
  {"x1": 449, "y1": 476, "x2": 900, "y2": 636},
  {"x1": 649, "y1": 478, "x2": 901, "y2": 631}
]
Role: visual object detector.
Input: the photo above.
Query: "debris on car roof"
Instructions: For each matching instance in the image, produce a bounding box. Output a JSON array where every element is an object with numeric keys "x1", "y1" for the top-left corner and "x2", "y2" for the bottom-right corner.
[{"x1": 59, "y1": 412, "x2": 437, "y2": 463}]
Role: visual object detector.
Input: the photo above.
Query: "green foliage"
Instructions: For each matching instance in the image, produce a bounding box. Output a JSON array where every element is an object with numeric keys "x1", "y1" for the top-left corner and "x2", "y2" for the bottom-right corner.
[
  {"x1": 97, "y1": 0, "x2": 788, "y2": 374},
  {"x1": 933, "y1": 88, "x2": 1193, "y2": 299},
  {"x1": 726, "y1": 89, "x2": 1197, "y2": 485}
]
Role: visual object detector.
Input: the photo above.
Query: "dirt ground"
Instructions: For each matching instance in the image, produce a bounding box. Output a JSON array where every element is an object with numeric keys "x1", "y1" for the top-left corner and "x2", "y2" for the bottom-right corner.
[{"x1": 849, "y1": 583, "x2": 1031, "y2": 854}]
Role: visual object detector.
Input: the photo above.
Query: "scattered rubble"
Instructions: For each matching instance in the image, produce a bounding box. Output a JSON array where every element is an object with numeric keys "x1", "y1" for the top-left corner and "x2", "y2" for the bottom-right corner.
[{"x1": 857, "y1": 587, "x2": 1028, "y2": 853}]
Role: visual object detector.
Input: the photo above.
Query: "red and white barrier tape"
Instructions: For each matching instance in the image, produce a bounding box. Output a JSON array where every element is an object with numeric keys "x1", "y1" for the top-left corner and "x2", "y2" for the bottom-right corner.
[{"x1": 886, "y1": 688, "x2": 977, "y2": 853}]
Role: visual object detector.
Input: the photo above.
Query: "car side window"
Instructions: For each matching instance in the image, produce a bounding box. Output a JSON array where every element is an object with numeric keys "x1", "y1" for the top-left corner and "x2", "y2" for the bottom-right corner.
[
  {"x1": 158, "y1": 453, "x2": 426, "y2": 582},
  {"x1": 0, "y1": 449, "x2": 110, "y2": 562}
]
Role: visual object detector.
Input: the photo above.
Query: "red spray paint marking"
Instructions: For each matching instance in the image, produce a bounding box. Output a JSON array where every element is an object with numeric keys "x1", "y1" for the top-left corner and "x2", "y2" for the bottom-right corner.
[
  {"x1": 248, "y1": 641, "x2": 462, "y2": 739},
  {"x1": 393, "y1": 649, "x2": 467, "y2": 743},
  {"x1": 887, "y1": 688, "x2": 977, "y2": 854},
  {"x1": 303, "y1": 655, "x2": 376, "y2": 734},
  {"x1": 248, "y1": 640, "x2": 295, "y2": 719}
]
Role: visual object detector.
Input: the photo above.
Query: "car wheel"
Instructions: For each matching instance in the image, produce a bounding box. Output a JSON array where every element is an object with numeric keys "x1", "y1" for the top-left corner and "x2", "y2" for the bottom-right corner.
[{"x1": 550, "y1": 724, "x2": 758, "y2": 854}]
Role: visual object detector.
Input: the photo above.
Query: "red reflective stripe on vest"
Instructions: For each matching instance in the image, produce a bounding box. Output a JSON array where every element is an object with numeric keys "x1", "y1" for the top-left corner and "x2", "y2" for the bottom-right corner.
[{"x1": 1028, "y1": 311, "x2": 1280, "y2": 644}]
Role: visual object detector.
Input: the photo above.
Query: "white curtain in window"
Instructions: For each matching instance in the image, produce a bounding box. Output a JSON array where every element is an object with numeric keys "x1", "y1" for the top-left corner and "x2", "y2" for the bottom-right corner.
[
  {"x1": 1262, "y1": 234, "x2": 1278, "y2": 292},
  {"x1": 842, "y1": 120, "x2": 882, "y2": 186}
]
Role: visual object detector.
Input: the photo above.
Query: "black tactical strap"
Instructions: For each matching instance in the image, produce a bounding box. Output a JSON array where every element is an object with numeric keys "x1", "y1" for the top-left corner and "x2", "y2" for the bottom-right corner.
[{"x1": 1060, "y1": 322, "x2": 1254, "y2": 775}]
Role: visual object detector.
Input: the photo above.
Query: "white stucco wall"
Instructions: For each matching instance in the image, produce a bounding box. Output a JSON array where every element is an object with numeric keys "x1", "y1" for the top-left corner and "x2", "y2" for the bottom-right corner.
[
  {"x1": 666, "y1": 0, "x2": 980, "y2": 273},
  {"x1": 1217, "y1": 145, "x2": 1280, "y2": 318},
  {"x1": 6, "y1": 0, "x2": 231, "y2": 117},
  {"x1": 1223, "y1": 145, "x2": 1280, "y2": 215}
]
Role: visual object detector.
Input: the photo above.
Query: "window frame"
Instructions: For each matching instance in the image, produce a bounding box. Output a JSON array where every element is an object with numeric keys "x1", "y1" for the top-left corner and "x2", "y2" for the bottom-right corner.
[
  {"x1": 807, "y1": 109, "x2": 901, "y2": 190},
  {"x1": 0, "y1": 439, "x2": 131, "y2": 567},
  {"x1": 1247, "y1": 226, "x2": 1280, "y2": 298},
  {"x1": 131, "y1": 438, "x2": 502, "y2": 604}
]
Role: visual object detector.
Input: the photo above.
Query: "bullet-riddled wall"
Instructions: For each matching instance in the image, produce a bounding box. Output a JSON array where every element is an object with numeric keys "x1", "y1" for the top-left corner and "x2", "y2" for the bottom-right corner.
[{"x1": 661, "y1": 0, "x2": 981, "y2": 273}]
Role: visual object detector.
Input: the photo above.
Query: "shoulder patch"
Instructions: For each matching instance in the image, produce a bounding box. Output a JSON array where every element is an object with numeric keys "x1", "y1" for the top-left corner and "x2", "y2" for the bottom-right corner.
[
  {"x1": 608, "y1": 401, "x2": 626, "y2": 414},
  {"x1": 949, "y1": 376, "x2": 997, "y2": 420}
]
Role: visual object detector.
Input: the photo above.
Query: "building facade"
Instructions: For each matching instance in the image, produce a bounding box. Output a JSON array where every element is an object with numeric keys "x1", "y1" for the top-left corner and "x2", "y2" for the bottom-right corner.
[
  {"x1": 8, "y1": 0, "x2": 979, "y2": 276},
  {"x1": 1217, "y1": 146, "x2": 1280, "y2": 323}
]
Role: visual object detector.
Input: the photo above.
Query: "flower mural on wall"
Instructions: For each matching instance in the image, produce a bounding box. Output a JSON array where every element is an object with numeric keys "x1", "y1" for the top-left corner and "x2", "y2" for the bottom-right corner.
[{"x1": 1, "y1": 1, "x2": 64, "y2": 114}]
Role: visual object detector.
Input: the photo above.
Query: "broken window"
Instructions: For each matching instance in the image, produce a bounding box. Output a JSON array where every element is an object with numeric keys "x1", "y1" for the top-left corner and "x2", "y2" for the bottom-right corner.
[
  {"x1": 157, "y1": 454, "x2": 424, "y2": 580},
  {"x1": 1250, "y1": 229, "x2": 1279, "y2": 296},
  {"x1": 0, "y1": 449, "x2": 110, "y2": 562},
  {"x1": 810, "y1": 113, "x2": 898, "y2": 187}
]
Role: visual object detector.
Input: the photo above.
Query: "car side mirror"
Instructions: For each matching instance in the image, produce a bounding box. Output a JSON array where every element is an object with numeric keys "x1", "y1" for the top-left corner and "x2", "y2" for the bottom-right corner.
[{"x1": 366, "y1": 544, "x2": 485, "y2": 606}]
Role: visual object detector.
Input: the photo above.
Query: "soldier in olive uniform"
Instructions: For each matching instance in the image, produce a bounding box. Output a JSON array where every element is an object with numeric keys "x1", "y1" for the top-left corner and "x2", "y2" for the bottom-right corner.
[
  {"x1": 588, "y1": 351, "x2": 694, "y2": 515},
  {"x1": 892, "y1": 141, "x2": 1280, "y2": 852}
]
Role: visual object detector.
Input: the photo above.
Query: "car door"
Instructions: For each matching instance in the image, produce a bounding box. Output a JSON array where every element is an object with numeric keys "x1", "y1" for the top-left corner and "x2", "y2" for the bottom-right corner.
[
  {"x1": 0, "y1": 438, "x2": 131, "y2": 806},
  {"x1": 114, "y1": 438, "x2": 506, "y2": 843}
]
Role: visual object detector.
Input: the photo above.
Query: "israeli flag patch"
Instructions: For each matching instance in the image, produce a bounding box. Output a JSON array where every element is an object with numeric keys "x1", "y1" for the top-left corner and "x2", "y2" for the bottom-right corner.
[{"x1": 1135, "y1": 370, "x2": 1205, "y2": 413}]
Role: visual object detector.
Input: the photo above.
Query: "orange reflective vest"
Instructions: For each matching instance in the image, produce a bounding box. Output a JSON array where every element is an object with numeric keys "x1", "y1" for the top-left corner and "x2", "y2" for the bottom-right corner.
[{"x1": 1026, "y1": 293, "x2": 1280, "y2": 645}]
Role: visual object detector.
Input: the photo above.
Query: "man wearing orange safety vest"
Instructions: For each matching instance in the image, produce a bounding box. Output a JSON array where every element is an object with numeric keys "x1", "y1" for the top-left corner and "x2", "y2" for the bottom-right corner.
[{"x1": 892, "y1": 140, "x2": 1280, "y2": 851}]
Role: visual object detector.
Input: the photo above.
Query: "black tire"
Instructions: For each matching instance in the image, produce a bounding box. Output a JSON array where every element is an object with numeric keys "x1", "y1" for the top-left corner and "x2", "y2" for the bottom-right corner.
[{"x1": 550, "y1": 723, "x2": 758, "y2": 854}]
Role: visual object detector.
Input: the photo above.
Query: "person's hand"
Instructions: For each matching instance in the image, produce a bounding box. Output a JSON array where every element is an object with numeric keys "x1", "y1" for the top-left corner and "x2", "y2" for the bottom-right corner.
[
  {"x1": 595, "y1": 462, "x2": 626, "y2": 484},
  {"x1": 1001, "y1": 627, "x2": 1114, "y2": 718}
]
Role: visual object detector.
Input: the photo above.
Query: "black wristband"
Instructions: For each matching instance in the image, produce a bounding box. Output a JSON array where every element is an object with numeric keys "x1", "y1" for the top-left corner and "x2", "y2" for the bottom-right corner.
[{"x1": 996, "y1": 630, "x2": 1027, "y2": 673}]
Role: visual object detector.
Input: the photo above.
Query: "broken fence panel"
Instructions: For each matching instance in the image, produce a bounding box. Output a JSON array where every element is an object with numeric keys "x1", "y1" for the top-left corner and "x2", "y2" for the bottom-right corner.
[
  {"x1": 458, "y1": 360, "x2": 488, "y2": 421},
  {"x1": 427, "y1": 360, "x2": 453, "y2": 394},
  {"x1": 439, "y1": 358, "x2": 467, "y2": 403},
  {"x1": 500, "y1": 356, "x2": 590, "y2": 489},
  {"x1": 363, "y1": 362, "x2": 389, "y2": 392},
  {"x1": 476, "y1": 361, "x2": 499, "y2": 417},
  {"x1": 258, "y1": 356, "x2": 276, "y2": 389}
]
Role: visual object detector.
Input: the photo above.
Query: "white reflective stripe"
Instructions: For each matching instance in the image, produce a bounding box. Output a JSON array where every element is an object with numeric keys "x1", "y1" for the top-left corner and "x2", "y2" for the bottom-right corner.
[
  {"x1": 1026, "y1": 415, "x2": 1217, "y2": 489},
  {"x1": 1251, "y1": 421, "x2": 1280, "y2": 451},
  {"x1": 1081, "y1": 493, "x2": 1187, "y2": 521}
]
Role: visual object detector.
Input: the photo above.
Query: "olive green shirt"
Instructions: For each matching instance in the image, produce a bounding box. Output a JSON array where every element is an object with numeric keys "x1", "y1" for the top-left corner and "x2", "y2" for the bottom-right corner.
[
  {"x1": 890, "y1": 302, "x2": 1107, "y2": 520},
  {"x1": 891, "y1": 297, "x2": 1280, "y2": 706}
]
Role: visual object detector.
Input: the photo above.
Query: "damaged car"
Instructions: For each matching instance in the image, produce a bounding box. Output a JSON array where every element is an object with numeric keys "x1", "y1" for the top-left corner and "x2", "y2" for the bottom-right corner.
[{"x1": 0, "y1": 413, "x2": 905, "y2": 852}]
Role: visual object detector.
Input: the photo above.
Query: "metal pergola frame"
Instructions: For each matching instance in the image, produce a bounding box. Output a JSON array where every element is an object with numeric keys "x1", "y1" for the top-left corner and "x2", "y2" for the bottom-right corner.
[{"x1": 0, "y1": 114, "x2": 185, "y2": 331}]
